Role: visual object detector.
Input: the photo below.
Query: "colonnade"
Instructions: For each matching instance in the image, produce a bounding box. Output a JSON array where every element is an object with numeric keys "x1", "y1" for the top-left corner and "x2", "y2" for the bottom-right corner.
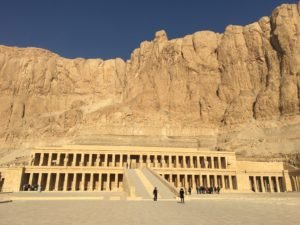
[
  {"x1": 23, "y1": 172, "x2": 123, "y2": 191},
  {"x1": 22, "y1": 172, "x2": 237, "y2": 192},
  {"x1": 249, "y1": 176, "x2": 283, "y2": 192},
  {"x1": 161, "y1": 173, "x2": 237, "y2": 190},
  {"x1": 290, "y1": 176, "x2": 300, "y2": 191},
  {"x1": 31, "y1": 152, "x2": 228, "y2": 169}
]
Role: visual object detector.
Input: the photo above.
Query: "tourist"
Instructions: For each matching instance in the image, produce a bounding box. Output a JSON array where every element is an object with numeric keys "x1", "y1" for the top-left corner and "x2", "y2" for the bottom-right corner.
[
  {"x1": 153, "y1": 187, "x2": 158, "y2": 201},
  {"x1": 217, "y1": 186, "x2": 220, "y2": 194},
  {"x1": 179, "y1": 187, "x2": 185, "y2": 203},
  {"x1": 188, "y1": 186, "x2": 191, "y2": 195}
]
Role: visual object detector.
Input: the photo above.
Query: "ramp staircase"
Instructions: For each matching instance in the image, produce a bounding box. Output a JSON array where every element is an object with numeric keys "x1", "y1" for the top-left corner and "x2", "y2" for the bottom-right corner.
[{"x1": 124, "y1": 168, "x2": 177, "y2": 200}]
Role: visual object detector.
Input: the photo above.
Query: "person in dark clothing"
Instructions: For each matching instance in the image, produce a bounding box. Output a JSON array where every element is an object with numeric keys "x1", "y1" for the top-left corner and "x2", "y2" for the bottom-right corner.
[
  {"x1": 153, "y1": 187, "x2": 158, "y2": 201},
  {"x1": 179, "y1": 188, "x2": 185, "y2": 203},
  {"x1": 188, "y1": 187, "x2": 191, "y2": 195}
]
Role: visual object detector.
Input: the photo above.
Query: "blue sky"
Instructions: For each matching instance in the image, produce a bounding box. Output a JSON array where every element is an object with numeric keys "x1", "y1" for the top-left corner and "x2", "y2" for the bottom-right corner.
[{"x1": 0, "y1": 0, "x2": 297, "y2": 59}]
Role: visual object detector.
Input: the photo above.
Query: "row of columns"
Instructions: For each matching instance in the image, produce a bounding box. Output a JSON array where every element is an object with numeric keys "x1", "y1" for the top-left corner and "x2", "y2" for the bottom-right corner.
[
  {"x1": 24, "y1": 172, "x2": 123, "y2": 192},
  {"x1": 290, "y1": 176, "x2": 300, "y2": 191},
  {"x1": 162, "y1": 173, "x2": 237, "y2": 191},
  {"x1": 23, "y1": 172, "x2": 236, "y2": 192},
  {"x1": 32, "y1": 152, "x2": 228, "y2": 169},
  {"x1": 250, "y1": 176, "x2": 283, "y2": 192}
]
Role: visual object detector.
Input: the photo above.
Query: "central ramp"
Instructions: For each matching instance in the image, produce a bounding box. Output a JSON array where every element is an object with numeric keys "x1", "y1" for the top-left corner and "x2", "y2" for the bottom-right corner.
[
  {"x1": 141, "y1": 168, "x2": 175, "y2": 199},
  {"x1": 125, "y1": 168, "x2": 175, "y2": 200}
]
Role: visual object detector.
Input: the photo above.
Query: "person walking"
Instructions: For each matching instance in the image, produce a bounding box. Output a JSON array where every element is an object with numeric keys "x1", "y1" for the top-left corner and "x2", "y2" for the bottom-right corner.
[
  {"x1": 153, "y1": 187, "x2": 158, "y2": 201},
  {"x1": 179, "y1": 188, "x2": 185, "y2": 203},
  {"x1": 188, "y1": 187, "x2": 191, "y2": 195}
]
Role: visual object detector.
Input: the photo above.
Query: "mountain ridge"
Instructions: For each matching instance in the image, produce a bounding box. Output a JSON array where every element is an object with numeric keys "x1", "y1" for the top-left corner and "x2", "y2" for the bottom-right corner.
[{"x1": 0, "y1": 2, "x2": 299, "y2": 166}]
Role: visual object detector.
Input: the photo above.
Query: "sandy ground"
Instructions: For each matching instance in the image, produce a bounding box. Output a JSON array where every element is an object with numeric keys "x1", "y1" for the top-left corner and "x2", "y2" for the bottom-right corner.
[{"x1": 0, "y1": 193, "x2": 299, "y2": 225}]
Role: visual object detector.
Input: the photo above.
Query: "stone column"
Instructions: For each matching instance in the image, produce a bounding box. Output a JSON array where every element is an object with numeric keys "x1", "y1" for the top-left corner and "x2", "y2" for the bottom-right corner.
[
  {"x1": 161, "y1": 156, "x2": 166, "y2": 168},
  {"x1": 29, "y1": 173, "x2": 33, "y2": 186},
  {"x1": 95, "y1": 154, "x2": 100, "y2": 167},
  {"x1": 177, "y1": 174, "x2": 180, "y2": 187},
  {"x1": 214, "y1": 158, "x2": 217, "y2": 169},
  {"x1": 88, "y1": 154, "x2": 93, "y2": 166},
  {"x1": 80, "y1": 154, "x2": 84, "y2": 166},
  {"x1": 72, "y1": 173, "x2": 77, "y2": 191},
  {"x1": 296, "y1": 177, "x2": 300, "y2": 191},
  {"x1": 199, "y1": 175, "x2": 202, "y2": 186},
  {"x1": 221, "y1": 175, "x2": 225, "y2": 189},
  {"x1": 283, "y1": 170, "x2": 292, "y2": 192},
  {"x1": 275, "y1": 177, "x2": 280, "y2": 192},
  {"x1": 169, "y1": 155, "x2": 172, "y2": 168},
  {"x1": 37, "y1": 173, "x2": 42, "y2": 187},
  {"x1": 229, "y1": 176, "x2": 233, "y2": 190},
  {"x1": 81, "y1": 174, "x2": 86, "y2": 191},
  {"x1": 64, "y1": 173, "x2": 68, "y2": 191},
  {"x1": 213, "y1": 175, "x2": 216, "y2": 187},
  {"x1": 99, "y1": 174, "x2": 102, "y2": 191},
  {"x1": 104, "y1": 153, "x2": 109, "y2": 167},
  {"x1": 184, "y1": 174, "x2": 188, "y2": 189},
  {"x1": 218, "y1": 157, "x2": 221, "y2": 169},
  {"x1": 183, "y1": 156, "x2": 187, "y2": 168},
  {"x1": 90, "y1": 173, "x2": 94, "y2": 191},
  {"x1": 153, "y1": 155, "x2": 157, "y2": 168},
  {"x1": 208, "y1": 175, "x2": 211, "y2": 187},
  {"x1": 195, "y1": 156, "x2": 199, "y2": 169},
  {"x1": 260, "y1": 177, "x2": 265, "y2": 192},
  {"x1": 192, "y1": 174, "x2": 195, "y2": 189},
  {"x1": 112, "y1": 154, "x2": 115, "y2": 167},
  {"x1": 45, "y1": 173, "x2": 51, "y2": 191},
  {"x1": 137, "y1": 154, "x2": 141, "y2": 168},
  {"x1": 254, "y1": 177, "x2": 258, "y2": 192},
  {"x1": 64, "y1": 154, "x2": 69, "y2": 167},
  {"x1": 72, "y1": 154, "x2": 76, "y2": 166},
  {"x1": 204, "y1": 158, "x2": 208, "y2": 168},
  {"x1": 47, "y1": 153, "x2": 52, "y2": 166},
  {"x1": 120, "y1": 154, "x2": 124, "y2": 168},
  {"x1": 146, "y1": 155, "x2": 151, "y2": 167},
  {"x1": 106, "y1": 173, "x2": 110, "y2": 191},
  {"x1": 210, "y1": 157, "x2": 214, "y2": 168},
  {"x1": 39, "y1": 153, "x2": 44, "y2": 166},
  {"x1": 56, "y1": 153, "x2": 61, "y2": 166},
  {"x1": 174, "y1": 155, "x2": 178, "y2": 168},
  {"x1": 190, "y1": 156, "x2": 194, "y2": 168},
  {"x1": 55, "y1": 173, "x2": 60, "y2": 191},
  {"x1": 115, "y1": 173, "x2": 119, "y2": 190},
  {"x1": 127, "y1": 154, "x2": 130, "y2": 168},
  {"x1": 269, "y1": 176, "x2": 273, "y2": 192}
]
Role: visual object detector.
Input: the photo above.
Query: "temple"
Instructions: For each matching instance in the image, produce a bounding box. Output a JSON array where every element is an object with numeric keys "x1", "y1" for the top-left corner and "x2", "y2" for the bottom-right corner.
[{"x1": 0, "y1": 145, "x2": 300, "y2": 195}]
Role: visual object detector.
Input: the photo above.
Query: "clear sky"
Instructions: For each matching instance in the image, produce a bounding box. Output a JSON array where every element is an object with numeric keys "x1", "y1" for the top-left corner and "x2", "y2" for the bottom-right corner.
[{"x1": 0, "y1": 0, "x2": 298, "y2": 60}]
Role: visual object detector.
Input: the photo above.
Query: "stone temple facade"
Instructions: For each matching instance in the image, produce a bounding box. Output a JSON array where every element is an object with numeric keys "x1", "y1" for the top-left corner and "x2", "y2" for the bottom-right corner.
[{"x1": 0, "y1": 145, "x2": 299, "y2": 195}]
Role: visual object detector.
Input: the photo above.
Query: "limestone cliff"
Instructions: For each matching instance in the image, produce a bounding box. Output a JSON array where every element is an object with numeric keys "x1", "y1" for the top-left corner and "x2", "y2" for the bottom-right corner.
[{"x1": 0, "y1": 2, "x2": 299, "y2": 166}]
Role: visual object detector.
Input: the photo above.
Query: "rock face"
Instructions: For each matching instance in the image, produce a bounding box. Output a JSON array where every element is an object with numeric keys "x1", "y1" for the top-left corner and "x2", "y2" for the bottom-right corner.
[{"x1": 0, "y1": 3, "x2": 299, "y2": 165}]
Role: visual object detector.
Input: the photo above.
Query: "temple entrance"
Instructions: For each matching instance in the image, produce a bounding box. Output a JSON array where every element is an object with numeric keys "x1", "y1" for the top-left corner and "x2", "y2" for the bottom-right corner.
[
  {"x1": 129, "y1": 155, "x2": 140, "y2": 169},
  {"x1": 130, "y1": 159, "x2": 137, "y2": 169}
]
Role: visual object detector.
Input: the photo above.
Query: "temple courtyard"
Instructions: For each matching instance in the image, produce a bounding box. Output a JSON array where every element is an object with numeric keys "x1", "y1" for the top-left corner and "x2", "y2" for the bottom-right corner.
[{"x1": 1, "y1": 192, "x2": 299, "y2": 225}]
